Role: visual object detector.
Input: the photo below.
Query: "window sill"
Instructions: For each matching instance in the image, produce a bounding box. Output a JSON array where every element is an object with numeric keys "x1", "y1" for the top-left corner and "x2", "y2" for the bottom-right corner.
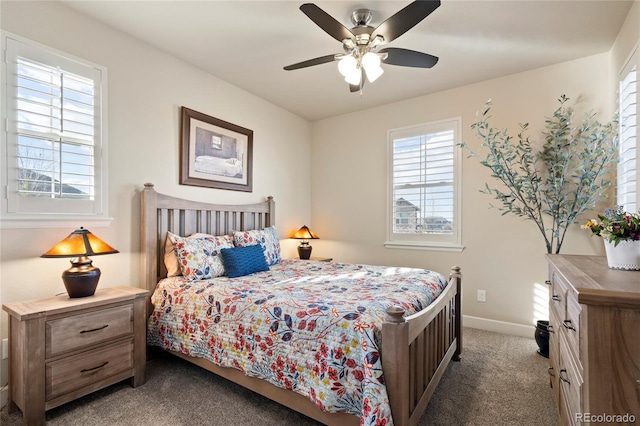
[
  {"x1": 384, "y1": 241, "x2": 465, "y2": 253},
  {"x1": 0, "y1": 214, "x2": 114, "y2": 229}
]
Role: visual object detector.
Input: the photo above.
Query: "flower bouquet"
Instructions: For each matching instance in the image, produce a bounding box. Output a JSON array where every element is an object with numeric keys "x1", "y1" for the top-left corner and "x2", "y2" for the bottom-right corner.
[{"x1": 583, "y1": 207, "x2": 640, "y2": 270}]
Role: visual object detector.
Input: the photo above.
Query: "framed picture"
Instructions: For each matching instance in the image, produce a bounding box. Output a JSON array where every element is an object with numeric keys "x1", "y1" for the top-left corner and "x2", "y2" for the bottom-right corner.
[{"x1": 180, "y1": 107, "x2": 253, "y2": 192}]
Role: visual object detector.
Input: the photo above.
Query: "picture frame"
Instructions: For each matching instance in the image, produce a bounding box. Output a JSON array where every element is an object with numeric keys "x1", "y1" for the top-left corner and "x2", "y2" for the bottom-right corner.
[{"x1": 180, "y1": 107, "x2": 253, "y2": 192}]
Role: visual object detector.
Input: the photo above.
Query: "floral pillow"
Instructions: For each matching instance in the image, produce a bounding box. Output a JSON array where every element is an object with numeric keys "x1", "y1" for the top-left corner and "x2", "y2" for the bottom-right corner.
[
  {"x1": 232, "y1": 226, "x2": 281, "y2": 266},
  {"x1": 168, "y1": 231, "x2": 234, "y2": 280},
  {"x1": 164, "y1": 232, "x2": 212, "y2": 277}
]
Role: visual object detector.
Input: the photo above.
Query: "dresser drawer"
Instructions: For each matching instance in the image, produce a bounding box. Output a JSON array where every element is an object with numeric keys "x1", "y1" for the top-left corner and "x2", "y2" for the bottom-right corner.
[
  {"x1": 46, "y1": 304, "x2": 133, "y2": 357},
  {"x1": 558, "y1": 334, "x2": 583, "y2": 425},
  {"x1": 564, "y1": 291, "x2": 582, "y2": 371},
  {"x1": 46, "y1": 338, "x2": 134, "y2": 401},
  {"x1": 548, "y1": 308, "x2": 561, "y2": 402},
  {"x1": 550, "y1": 269, "x2": 567, "y2": 318}
]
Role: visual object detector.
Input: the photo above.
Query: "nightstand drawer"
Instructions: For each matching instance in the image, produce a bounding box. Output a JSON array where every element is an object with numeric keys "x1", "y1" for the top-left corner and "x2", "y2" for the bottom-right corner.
[
  {"x1": 46, "y1": 339, "x2": 134, "y2": 401},
  {"x1": 46, "y1": 304, "x2": 133, "y2": 357}
]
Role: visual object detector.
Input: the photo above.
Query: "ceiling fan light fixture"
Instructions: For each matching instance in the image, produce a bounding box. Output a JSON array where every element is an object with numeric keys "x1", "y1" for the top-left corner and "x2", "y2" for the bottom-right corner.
[
  {"x1": 344, "y1": 68, "x2": 361, "y2": 86},
  {"x1": 361, "y1": 52, "x2": 381, "y2": 69},
  {"x1": 338, "y1": 55, "x2": 358, "y2": 77},
  {"x1": 364, "y1": 64, "x2": 384, "y2": 83},
  {"x1": 361, "y1": 52, "x2": 384, "y2": 82}
]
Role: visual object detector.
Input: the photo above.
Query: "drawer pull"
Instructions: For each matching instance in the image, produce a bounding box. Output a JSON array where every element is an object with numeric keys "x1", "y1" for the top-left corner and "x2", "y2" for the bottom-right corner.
[
  {"x1": 559, "y1": 369, "x2": 570, "y2": 384},
  {"x1": 552, "y1": 295, "x2": 561, "y2": 302},
  {"x1": 545, "y1": 280, "x2": 551, "y2": 286},
  {"x1": 80, "y1": 324, "x2": 109, "y2": 334},
  {"x1": 562, "y1": 319, "x2": 576, "y2": 331},
  {"x1": 547, "y1": 366, "x2": 555, "y2": 377},
  {"x1": 80, "y1": 361, "x2": 109, "y2": 373}
]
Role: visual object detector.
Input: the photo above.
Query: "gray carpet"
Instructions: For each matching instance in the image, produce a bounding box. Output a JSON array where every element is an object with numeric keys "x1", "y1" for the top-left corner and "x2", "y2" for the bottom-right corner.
[{"x1": 1, "y1": 327, "x2": 558, "y2": 425}]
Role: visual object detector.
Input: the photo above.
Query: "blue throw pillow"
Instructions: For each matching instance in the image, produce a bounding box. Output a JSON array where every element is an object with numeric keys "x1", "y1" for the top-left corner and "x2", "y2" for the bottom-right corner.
[{"x1": 220, "y1": 245, "x2": 269, "y2": 278}]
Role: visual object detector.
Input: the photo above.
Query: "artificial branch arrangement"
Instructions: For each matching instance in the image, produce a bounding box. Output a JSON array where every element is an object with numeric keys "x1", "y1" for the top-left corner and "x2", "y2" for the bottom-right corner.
[{"x1": 461, "y1": 95, "x2": 618, "y2": 254}]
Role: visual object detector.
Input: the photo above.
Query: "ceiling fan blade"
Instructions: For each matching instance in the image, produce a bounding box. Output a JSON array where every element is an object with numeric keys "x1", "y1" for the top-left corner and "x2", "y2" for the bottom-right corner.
[
  {"x1": 300, "y1": 3, "x2": 354, "y2": 43},
  {"x1": 371, "y1": 1, "x2": 440, "y2": 43},
  {"x1": 284, "y1": 54, "x2": 338, "y2": 71},
  {"x1": 379, "y1": 48, "x2": 439, "y2": 68},
  {"x1": 349, "y1": 69, "x2": 366, "y2": 93}
]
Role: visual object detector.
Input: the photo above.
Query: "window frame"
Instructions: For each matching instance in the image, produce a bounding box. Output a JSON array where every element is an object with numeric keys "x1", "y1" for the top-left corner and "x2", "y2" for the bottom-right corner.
[
  {"x1": 385, "y1": 117, "x2": 464, "y2": 252},
  {"x1": 1, "y1": 32, "x2": 111, "y2": 229},
  {"x1": 617, "y1": 46, "x2": 638, "y2": 213}
]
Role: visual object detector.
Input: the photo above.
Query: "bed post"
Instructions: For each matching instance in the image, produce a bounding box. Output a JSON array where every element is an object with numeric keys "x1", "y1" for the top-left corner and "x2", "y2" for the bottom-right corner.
[
  {"x1": 266, "y1": 196, "x2": 275, "y2": 227},
  {"x1": 382, "y1": 306, "x2": 410, "y2": 426},
  {"x1": 141, "y1": 183, "x2": 158, "y2": 315},
  {"x1": 450, "y1": 266, "x2": 462, "y2": 361}
]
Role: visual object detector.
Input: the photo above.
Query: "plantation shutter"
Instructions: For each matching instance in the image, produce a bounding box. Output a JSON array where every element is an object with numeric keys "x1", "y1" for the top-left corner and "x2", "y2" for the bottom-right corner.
[
  {"x1": 387, "y1": 118, "x2": 462, "y2": 251},
  {"x1": 5, "y1": 36, "x2": 105, "y2": 215},
  {"x1": 617, "y1": 54, "x2": 638, "y2": 213}
]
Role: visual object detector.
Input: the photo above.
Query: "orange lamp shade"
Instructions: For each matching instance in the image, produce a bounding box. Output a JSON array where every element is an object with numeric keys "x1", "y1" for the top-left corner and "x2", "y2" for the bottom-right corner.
[
  {"x1": 291, "y1": 225, "x2": 319, "y2": 240},
  {"x1": 41, "y1": 227, "x2": 119, "y2": 258}
]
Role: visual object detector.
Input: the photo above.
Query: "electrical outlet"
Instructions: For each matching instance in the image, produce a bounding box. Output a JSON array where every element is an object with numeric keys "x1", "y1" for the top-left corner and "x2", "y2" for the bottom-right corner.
[
  {"x1": 477, "y1": 290, "x2": 486, "y2": 302},
  {"x1": 2, "y1": 338, "x2": 7, "y2": 359}
]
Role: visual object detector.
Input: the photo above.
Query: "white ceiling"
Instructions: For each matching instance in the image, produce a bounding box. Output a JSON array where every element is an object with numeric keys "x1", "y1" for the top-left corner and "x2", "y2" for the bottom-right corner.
[{"x1": 60, "y1": 0, "x2": 633, "y2": 122}]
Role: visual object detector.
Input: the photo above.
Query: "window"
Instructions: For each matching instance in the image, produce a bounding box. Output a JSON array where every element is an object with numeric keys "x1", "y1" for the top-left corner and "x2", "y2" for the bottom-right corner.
[
  {"x1": 386, "y1": 118, "x2": 463, "y2": 251},
  {"x1": 617, "y1": 49, "x2": 638, "y2": 213},
  {"x1": 1, "y1": 33, "x2": 109, "y2": 228}
]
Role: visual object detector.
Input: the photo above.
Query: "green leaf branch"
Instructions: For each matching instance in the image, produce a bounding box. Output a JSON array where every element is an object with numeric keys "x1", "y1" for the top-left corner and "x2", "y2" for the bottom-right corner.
[{"x1": 460, "y1": 95, "x2": 618, "y2": 254}]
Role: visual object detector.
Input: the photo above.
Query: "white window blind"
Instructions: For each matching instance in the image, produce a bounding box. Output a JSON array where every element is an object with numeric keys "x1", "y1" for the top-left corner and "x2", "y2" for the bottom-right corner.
[
  {"x1": 617, "y1": 53, "x2": 638, "y2": 213},
  {"x1": 16, "y1": 57, "x2": 95, "y2": 198},
  {"x1": 3, "y1": 34, "x2": 108, "y2": 222},
  {"x1": 386, "y1": 118, "x2": 463, "y2": 251}
]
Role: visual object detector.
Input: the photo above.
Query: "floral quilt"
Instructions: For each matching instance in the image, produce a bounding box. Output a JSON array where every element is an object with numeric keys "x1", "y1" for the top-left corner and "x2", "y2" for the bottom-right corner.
[{"x1": 147, "y1": 260, "x2": 448, "y2": 426}]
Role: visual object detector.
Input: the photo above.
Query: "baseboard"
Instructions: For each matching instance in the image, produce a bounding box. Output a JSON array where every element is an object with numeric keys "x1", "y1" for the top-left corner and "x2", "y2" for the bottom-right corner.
[
  {"x1": 0, "y1": 385, "x2": 7, "y2": 410},
  {"x1": 463, "y1": 315, "x2": 534, "y2": 338}
]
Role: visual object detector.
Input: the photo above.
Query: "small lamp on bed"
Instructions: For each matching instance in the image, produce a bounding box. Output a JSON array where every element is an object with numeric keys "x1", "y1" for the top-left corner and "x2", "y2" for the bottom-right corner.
[
  {"x1": 291, "y1": 225, "x2": 319, "y2": 260},
  {"x1": 41, "y1": 227, "x2": 119, "y2": 298}
]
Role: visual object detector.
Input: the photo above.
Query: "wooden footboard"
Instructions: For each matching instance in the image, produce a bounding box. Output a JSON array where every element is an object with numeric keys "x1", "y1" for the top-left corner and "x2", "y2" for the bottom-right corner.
[{"x1": 382, "y1": 267, "x2": 462, "y2": 426}]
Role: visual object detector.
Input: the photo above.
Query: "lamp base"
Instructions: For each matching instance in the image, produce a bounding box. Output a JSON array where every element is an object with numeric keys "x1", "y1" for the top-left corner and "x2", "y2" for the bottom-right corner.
[
  {"x1": 298, "y1": 244, "x2": 312, "y2": 260},
  {"x1": 62, "y1": 257, "x2": 100, "y2": 298}
]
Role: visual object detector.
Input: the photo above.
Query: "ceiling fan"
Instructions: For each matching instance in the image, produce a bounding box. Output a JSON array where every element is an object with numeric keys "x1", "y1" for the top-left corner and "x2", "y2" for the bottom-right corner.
[{"x1": 284, "y1": 1, "x2": 441, "y2": 93}]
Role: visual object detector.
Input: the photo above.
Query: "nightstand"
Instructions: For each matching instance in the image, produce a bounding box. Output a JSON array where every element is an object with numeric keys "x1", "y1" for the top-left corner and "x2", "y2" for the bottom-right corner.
[
  {"x1": 2, "y1": 286, "x2": 149, "y2": 425},
  {"x1": 302, "y1": 256, "x2": 333, "y2": 262}
]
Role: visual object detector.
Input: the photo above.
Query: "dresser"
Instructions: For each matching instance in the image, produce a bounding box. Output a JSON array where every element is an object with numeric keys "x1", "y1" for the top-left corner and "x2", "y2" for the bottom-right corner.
[
  {"x1": 546, "y1": 255, "x2": 640, "y2": 425},
  {"x1": 2, "y1": 286, "x2": 149, "y2": 425}
]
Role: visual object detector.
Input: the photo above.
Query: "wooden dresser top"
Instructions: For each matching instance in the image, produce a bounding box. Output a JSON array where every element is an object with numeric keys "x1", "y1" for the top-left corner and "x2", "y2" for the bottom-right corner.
[{"x1": 547, "y1": 254, "x2": 640, "y2": 308}]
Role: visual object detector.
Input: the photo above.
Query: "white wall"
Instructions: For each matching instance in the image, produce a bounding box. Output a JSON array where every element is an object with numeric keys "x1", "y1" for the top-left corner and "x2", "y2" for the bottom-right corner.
[
  {"x1": 309, "y1": 52, "x2": 614, "y2": 334},
  {"x1": 0, "y1": 0, "x2": 312, "y2": 398}
]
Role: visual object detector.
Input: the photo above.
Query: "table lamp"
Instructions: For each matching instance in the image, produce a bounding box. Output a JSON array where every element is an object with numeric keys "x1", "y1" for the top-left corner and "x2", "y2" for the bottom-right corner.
[
  {"x1": 291, "y1": 225, "x2": 319, "y2": 260},
  {"x1": 41, "y1": 227, "x2": 119, "y2": 298}
]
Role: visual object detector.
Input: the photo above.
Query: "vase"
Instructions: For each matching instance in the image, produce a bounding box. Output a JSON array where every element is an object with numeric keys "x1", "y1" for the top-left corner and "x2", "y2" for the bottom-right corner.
[
  {"x1": 534, "y1": 320, "x2": 549, "y2": 358},
  {"x1": 603, "y1": 239, "x2": 640, "y2": 270}
]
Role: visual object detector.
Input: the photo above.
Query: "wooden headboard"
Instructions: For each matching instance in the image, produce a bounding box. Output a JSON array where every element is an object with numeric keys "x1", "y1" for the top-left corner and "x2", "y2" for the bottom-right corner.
[{"x1": 140, "y1": 183, "x2": 275, "y2": 294}]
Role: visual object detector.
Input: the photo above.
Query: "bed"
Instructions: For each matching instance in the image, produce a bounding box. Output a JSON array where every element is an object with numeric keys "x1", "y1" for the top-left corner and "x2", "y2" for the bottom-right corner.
[{"x1": 140, "y1": 183, "x2": 462, "y2": 426}]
